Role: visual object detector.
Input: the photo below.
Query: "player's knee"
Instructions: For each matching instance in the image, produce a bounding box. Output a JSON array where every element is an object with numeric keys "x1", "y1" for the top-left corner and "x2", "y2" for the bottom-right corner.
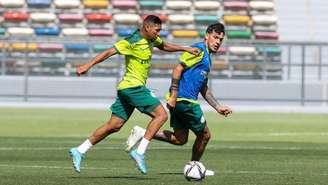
[
  {"x1": 156, "y1": 110, "x2": 168, "y2": 123},
  {"x1": 175, "y1": 138, "x2": 188, "y2": 145},
  {"x1": 203, "y1": 131, "x2": 211, "y2": 143}
]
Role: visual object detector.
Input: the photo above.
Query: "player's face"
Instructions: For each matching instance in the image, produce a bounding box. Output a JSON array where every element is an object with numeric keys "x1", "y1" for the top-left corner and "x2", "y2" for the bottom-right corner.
[
  {"x1": 205, "y1": 31, "x2": 224, "y2": 53},
  {"x1": 144, "y1": 23, "x2": 162, "y2": 40}
]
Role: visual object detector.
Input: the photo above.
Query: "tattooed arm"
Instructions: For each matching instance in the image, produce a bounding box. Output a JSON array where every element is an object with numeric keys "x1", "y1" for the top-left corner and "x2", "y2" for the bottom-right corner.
[{"x1": 201, "y1": 83, "x2": 232, "y2": 116}]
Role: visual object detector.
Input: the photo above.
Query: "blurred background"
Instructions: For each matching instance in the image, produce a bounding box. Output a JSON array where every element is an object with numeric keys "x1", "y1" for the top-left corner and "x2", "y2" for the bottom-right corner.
[{"x1": 0, "y1": 0, "x2": 327, "y2": 109}]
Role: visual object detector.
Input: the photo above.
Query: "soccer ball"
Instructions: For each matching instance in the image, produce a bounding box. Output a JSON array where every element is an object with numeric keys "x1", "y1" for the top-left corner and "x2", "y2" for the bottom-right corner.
[{"x1": 183, "y1": 161, "x2": 206, "y2": 181}]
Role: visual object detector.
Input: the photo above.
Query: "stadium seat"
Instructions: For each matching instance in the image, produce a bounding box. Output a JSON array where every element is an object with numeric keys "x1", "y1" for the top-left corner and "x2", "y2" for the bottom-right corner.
[
  {"x1": 160, "y1": 30, "x2": 169, "y2": 37},
  {"x1": 86, "y1": 13, "x2": 112, "y2": 23},
  {"x1": 7, "y1": 27, "x2": 34, "y2": 36},
  {"x1": 257, "y1": 47, "x2": 281, "y2": 56},
  {"x1": 139, "y1": 0, "x2": 164, "y2": 10},
  {"x1": 65, "y1": 44, "x2": 89, "y2": 52},
  {"x1": 224, "y1": 1, "x2": 249, "y2": 11},
  {"x1": 255, "y1": 32, "x2": 279, "y2": 40},
  {"x1": 112, "y1": 0, "x2": 137, "y2": 9},
  {"x1": 166, "y1": 1, "x2": 192, "y2": 11},
  {"x1": 83, "y1": 0, "x2": 109, "y2": 9},
  {"x1": 194, "y1": 1, "x2": 220, "y2": 11},
  {"x1": 3, "y1": 12, "x2": 29, "y2": 22},
  {"x1": 35, "y1": 27, "x2": 60, "y2": 36},
  {"x1": 249, "y1": 1, "x2": 275, "y2": 11},
  {"x1": 26, "y1": 0, "x2": 52, "y2": 8},
  {"x1": 0, "y1": 28, "x2": 5, "y2": 35},
  {"x1": 58, "y1": 14, "x2": 83, "y2": 23},
  {"x1": 168, "y1": 14, "x2": 194, "y2": 24},
  {"x1": 227, "y1": 30, "x2": 252, "y2": 39},
  {"x1": 30, "y1": 13, "x2": 56, "y2": 23},
  {"x1": 228, "y1": 46, "x2": 256, "y2": 55},
  {"x1": 113, "y1": 14, "x2": 140, "y2": 25},
  {"x1": 116, "y1": 29, "x2": 134, "y2": 37},
  {"x1": 54, "y1": 0, "x2": 80, "y2": 9},
  {"x1": 223, "y1": 15, "x2": 251, "y2": 25},
  {"x1": 252, "y1": 15, "x2": 277, "y2": 25},
  {"x1": 38, "y1": 43, "x2": 64, "y2": 52},
  {"x1": 10, "y1": 43, "x2": 38, "y2": 52},
  {"x1": 172, "y1": 30, "x2": 198, "y2": 38},
  {"x1": 88, "y1": 29, "x2": 114, "y2": 37},
  {"x1": 194, "y1": 15, "x2": 218, "y2": 24},
  {"x1": 93, "y1": 44, "x2": 112, "y2": 53},
  {"x1": 0, "y1": 0, "x2": 25, "y2": 8},
  {"x1": 62, "y1": 28, "x2": 88, "y2": 36}
]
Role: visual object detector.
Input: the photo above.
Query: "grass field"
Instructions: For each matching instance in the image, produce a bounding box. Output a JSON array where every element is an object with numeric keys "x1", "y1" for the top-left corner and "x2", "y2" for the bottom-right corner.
[{"x1": 0, "y1": 108, "x2": 328, "y2": 185}]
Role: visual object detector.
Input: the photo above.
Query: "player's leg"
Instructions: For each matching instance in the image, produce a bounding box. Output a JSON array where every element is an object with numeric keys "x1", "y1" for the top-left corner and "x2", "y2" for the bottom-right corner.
[
  {"x1": 153, "y1": 128, "x2": 189, "y2": 145},
  {"x1": 69, "y1": 95, "x2": 133, "y2": 173},
  {"x1": 125, "y1": 86, "x2": 167, "y2": 174},
  {"x1": 191, "y1": 125, "x2": 211, "y2": 161},
  {"x1": 129, "y1": 104, "x2": 167, "y2": 174}
]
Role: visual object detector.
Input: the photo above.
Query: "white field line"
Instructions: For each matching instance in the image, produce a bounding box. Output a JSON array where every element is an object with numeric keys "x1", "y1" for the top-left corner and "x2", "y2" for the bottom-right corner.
[
  {"x1": 0, "y1": 164, "x2": 328, "y2": 176},
  {"x1": 0, "y1": 145, "x2": 325, "y2": 151}
]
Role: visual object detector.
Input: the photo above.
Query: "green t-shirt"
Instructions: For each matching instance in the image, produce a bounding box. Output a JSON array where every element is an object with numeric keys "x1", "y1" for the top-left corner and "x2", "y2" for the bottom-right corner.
[{"x1": 114, "y1": 29, "x2": 163, "y2": 90}]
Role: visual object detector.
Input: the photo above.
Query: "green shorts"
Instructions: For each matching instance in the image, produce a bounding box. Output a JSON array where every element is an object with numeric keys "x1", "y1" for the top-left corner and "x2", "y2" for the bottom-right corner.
[
  {"x1": 170, "y1": 101, "x2": 206, "y2": 134},
  {"x1": 110, "y1": 86, "x2": 161, "y2": 121}
]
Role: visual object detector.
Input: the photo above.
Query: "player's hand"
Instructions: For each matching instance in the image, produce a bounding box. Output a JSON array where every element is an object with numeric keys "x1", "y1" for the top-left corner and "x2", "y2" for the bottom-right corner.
[
  {"x1": 76, "y1": 64, "x2": 89, "y2": 76},
  {"x1": 216, "y1": 105, "x2": 232, "y2": 117},
  {"x1": 166, "y1": 98, "x2": 177, "y2": 110},
  {"x1": 187, "y1": 47, "x2": 201, "y2": 56}
]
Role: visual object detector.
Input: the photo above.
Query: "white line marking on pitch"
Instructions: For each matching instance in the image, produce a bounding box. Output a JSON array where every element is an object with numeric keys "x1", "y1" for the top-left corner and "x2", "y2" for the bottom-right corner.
[{"x1": 0, "y1": 164, "x2": 328, "y2": 176}]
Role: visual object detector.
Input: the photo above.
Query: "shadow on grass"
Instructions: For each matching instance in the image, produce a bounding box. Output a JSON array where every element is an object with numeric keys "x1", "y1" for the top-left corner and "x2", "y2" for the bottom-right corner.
[
  {"x1": 158, "y1": 172, "x2": 183, "y2": 176},
  {"x1": 69, "y1": 176, "x2": 155, "y2": 180}
]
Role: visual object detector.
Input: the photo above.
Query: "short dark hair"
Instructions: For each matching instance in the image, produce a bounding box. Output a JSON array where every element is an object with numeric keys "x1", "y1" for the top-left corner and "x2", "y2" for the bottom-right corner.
[
  {"x1": 143, "y1": 15, "x2": 162, "y2": 25},
  {"x1": 206, "y1": 23, "x2": 225, "y2": 34}
]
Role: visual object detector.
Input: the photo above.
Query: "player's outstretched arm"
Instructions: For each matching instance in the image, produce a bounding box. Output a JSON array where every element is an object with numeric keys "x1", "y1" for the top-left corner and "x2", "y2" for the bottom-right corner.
[
  {"x1": 200, "y1": 84, "x2": 232, "y2": 117},
  {"x1": 167, "y1": 63, "x2": 185, "y2": 109},
  {"x1": 157, "y1": 42, "x2": 200, "y2": 56},
  {"x1": 76, "y1": 47, "x2": 117, "y2": 76}
]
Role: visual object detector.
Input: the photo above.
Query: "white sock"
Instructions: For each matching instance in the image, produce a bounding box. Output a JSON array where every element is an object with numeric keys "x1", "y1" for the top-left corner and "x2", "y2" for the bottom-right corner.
[
  {"x1": 136, "y1": 137, "x2": 150, "y2": 155},
  {"x1": 77, "y1": 139, "x2": 93, "y2": 154}
]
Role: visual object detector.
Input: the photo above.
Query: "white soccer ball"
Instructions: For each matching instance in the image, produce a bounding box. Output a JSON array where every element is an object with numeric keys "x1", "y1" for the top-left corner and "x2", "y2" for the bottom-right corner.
[{"x1": 183, "y1": 161, "x2": 206, "y2": 181}]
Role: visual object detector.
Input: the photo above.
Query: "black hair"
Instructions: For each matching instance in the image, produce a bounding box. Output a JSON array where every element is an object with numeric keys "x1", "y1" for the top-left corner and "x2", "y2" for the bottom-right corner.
[
  {"x1": 206, "y1": 22, "x2": 225, "y2": 34},
  {"x1": 143, "y1": 15, "x2": 162, "y2": 25}
]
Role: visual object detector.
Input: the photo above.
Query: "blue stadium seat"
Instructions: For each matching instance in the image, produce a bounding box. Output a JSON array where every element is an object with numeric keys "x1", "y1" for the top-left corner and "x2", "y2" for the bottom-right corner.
[
  {"x1": 35, "y1": 27, "x2": 60, "y2": 36},
  {"x1": 27, "y1": 0, "x2": 52, "y2": 8},
  {"x1": 116, "y1": 29, "x2": 135, "y2": 37},
  {"x1": 65, "y1": 44, "x2": 89, "y2": 52}
]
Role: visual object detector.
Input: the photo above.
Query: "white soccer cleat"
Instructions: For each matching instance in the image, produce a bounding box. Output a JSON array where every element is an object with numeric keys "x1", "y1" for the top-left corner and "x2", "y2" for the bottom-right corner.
[
  {"x1": 125, "y1": 125, "x2": 146, "y2": 152},
  {"x1": 205, "y1": 169, "x2": 215, "y2": 176}
]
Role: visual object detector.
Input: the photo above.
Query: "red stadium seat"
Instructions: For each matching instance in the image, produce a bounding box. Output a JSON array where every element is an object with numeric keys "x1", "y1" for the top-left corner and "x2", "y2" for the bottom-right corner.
[{"x1": 3, "y1": 12, "x2": 29, "y2": 22}]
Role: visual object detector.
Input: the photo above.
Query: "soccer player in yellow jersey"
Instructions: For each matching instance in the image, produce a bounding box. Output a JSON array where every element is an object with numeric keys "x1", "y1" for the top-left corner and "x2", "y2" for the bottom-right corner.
[{"x1": 69, "y1": 15, "x2": 200, "y2": 174}]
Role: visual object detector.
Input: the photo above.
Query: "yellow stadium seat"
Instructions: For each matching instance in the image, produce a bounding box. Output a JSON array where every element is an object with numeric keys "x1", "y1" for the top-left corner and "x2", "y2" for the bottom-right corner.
[
  {"x1": 83, "y1": 0, "x2": 109, "y2": 9},
  {"x1": 172, "y1": 30, "x2": 198, "y2": 38},
  {"x1": 11, "y1": 43, "x2": 38, "y2": 52},
  {"x1": 223, "y1": 15, "x2": 251, "y2": 25}
]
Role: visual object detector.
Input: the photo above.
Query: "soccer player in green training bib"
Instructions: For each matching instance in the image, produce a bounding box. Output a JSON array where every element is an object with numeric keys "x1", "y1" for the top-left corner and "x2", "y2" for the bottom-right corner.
[
  {"x1": 126, "y1": 23, "x2": 232, "y2": 175},
  {"x1": 69, "y1": 15, "x2": 200, "y2": 174}
]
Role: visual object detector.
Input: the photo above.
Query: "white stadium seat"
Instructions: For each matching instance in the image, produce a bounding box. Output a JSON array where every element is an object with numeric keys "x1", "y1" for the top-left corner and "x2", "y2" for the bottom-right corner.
[
  {"x1": 252, "y1": 15, "x2": 278, "y2": 25},
  {"x1": 249, "y1": 1, "x2": 275, "y2": 11},
  {"x1": 194, "y1": 1, "x2": 220, "y2": 11},
  {"x1": 113, "y1": 14, "x2": 140, "y2": 24},
  {"x1": 30, "y1": 13, "x2": 57, "y2": 23},
  {"x1": 166, "y1": 1, "x2": 192, "y2": 10},
  {"x1": 62, "y1": 28, "x2": 88, "y2": 36},
  {"x1": 168, "y1": 14, "x2": 194, "y2": 24},
  {"x1": 8, "y1": 27, "x2": 34, "y2": 36},
  {"x1": 228, "y1": 46, "x2": 256, "y2": 55},
  {"x1": 0, "y1": 0, "x2": 24, "y2": 7},
  {"x1": 54, "y1": 0, "x2": 80, "y2": 9}
]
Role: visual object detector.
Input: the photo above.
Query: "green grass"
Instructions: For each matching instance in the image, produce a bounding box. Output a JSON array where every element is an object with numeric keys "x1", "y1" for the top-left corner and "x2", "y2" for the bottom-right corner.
[{"x1": 0, "y1": 108, "x2": 328, "y2": 185}]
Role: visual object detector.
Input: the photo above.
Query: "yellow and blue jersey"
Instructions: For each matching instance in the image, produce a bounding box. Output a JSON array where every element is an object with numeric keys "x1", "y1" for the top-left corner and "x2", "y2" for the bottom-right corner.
[
  {"x1": 114, "y1": 29, "x2": 163, "y2": 90},
  {"x1": 177, "y1": 42, "x2": 211, "y2": 103}
]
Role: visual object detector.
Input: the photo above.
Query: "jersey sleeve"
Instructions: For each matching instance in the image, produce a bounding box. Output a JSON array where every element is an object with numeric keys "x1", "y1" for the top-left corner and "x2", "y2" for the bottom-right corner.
[
  {"x1": 113, "y1": 40, "x2": 132, "y2": 55},
  {"x1": 153, "y1": 36, "x2": 164, "y2": 47},
  {"x1": 179, "y1": 51, "x2": 204, "y2": 68}
]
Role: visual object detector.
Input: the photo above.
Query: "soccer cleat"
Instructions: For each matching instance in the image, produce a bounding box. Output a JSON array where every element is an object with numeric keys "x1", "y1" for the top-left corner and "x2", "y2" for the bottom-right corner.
[
  {"x1": 69, "y1": 147, "x2": 84, "y2": 173},
  {"x1": 205, "y1": 169, "x2": 215, "y2": 176},
  {"x1": 129, "y1": 149, "x2": 147, "y2": 174},
  {"x1": 125, "y1": 126, "x2": 146, "y2": 152}
]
